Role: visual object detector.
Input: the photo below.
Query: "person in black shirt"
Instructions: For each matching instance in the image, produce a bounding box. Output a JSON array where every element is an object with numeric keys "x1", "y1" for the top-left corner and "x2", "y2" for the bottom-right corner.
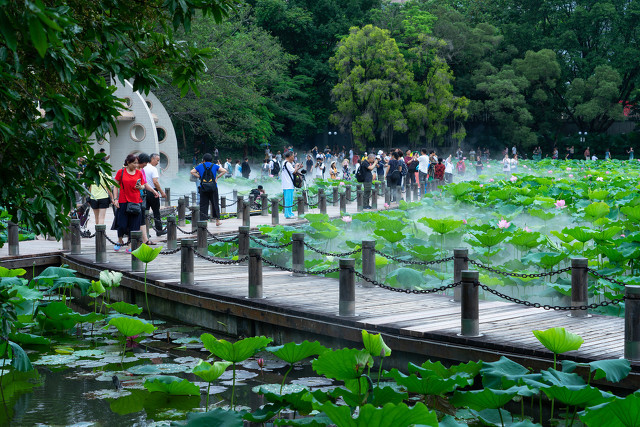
[
  {"x1": 241, "y1": 157, "x2": 251, "y2": 179},
  {"x1": 361, "y1": 153, "x2": 378, "y2": 209}
]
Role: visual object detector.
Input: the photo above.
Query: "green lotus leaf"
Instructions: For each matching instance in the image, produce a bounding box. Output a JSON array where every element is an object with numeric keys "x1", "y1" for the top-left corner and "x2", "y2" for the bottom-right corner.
[
  {"x1": 507, "y1": 230, "x2": 544, "y2": 249},
  {"x1": 8, "y1": 332, "x2": 51, "y2": 346},
  {"x1": 472, "y1": 408, "x2": 539, "y2": 426},
  {"x1": 489, "y1": 189, "x2": 517, "y2": 201},
  {"x1": 589, "y1": 359, "x2": 631, "y2": 383},
  {"x1": 375, "y1": 219, "x2": 406, "y2": 232},
  {"x1": 91, "y1": 280, "x2": 105, "y2": 294},
  {"x1": 132, "y1": 243, "x2": 162, "y2": 263},
  {"x1": 405, "y1": 245, "x2": 439, "y2": 261},
  {"x1": 588, "y1": 189, "x2": 610, "y2": 200},
  {"x1": 450, "y1": 387, "x2": 518, "y2": 410},
  {"x1": 529, "y1": 208, "x2": 556, "y2": 221},
  {"x1": 417, "y1": 360, "x2": 482, "y2": 380},
  {"x1": 579, "y1": 393, "x2": 640, "y2": 427},
  {"x1": 533, "y1": 327, "x2": 583, "y2": 355},
  {"x1": 200, "y1": 334, "x2": 272, "y2": 363},
  {"x1": 446, "y1": 182, "x2": 474, "y2": 198},
  {"x1": 36, "y1": 301, "x2": 79, "y2": 331},
  {"x1": 312, "y1": 348, "x2": 373, "y2": 381},
  {"x1": 480, "y1": 357, "x2": 529, "y2": 389},
  {"x1": 48, "y1": 276, "x2": 92, "y2": 296},
  {"x1": 521, "y1": 252, "x2": 567, "y2": 269},
  {"x1": 471, "y1": 229, "x2": 509, "y2": 248},
  {"x1": 9, "y1": 341, "x2": 33, "y2": 372},
  {"x1": 439, "y1": 414, "x2": 468, "y2": 427},
  {"x1": 10, "y1": 285, "x2": 43, "y2": 301},
  {"x1": 36, "y1": 266, "x2": 76, "y2": 281},
  {"x1": 99, "y1": 270, "x2": 123, "y2": 288},
  {"x1": 563, "y1": 227, "x2": 595, "y2": 243},
  {"x1": 621, "y1": 205, "x2": 640, "y2": 222},
  {"x1": 143, "y1": 375, "x2": 199, "y2": 396},
  {"x1": 0, "y1": 266, "x2": 26, "y2": 278},
  {"x1": 362, "y1": 330, "x2": 391, "y2": 358},
  {"x1": 542, "y1": 384, "x2": 609, "y2": 407},
  {"x1": 593, "y1": 226, "x2": 622, "y2": 242},
  {"x1": 303, "y1": 213, "x2": 329, "y2": 224},
  {"x1": 541, "y1": 368, "x2": 586, "y2": 387},
  {"x1": 585, "y1": 201, "x2": 610, "y2": 221},
  {"x1": 265, "y1": 340, "x2": 327, "y2": 364},
  {"x1": 75, "y1": 312, "x2": 105, "y2": 323},
  {"x1": 314, "y1": 401, "x2": 438, "y2": 427},
  {"x1": 107, "y1": 301, "x2": 143, "y2": 315},
  {"x1": 107, "y1": 316, "x2": 157, "y2": 337},
  {"x1": 419, "y1": 217, "x2": 464, "y2": 235},
  {"x1": 373, "y1": 229, "x2": 405, "y2": 243},
  {"x1": 170, "y1": 408, "x2": 246, "y2": 426},
  {"x1": 550, "y1": 230, "x2": 575, "y2": 244},
  {"x1": 386, "y1": 368, "x2": 473, "y2": 396},
  {"x1": 192, "y1": 360, "x2": 232, "y2": 383},
  {"x1": 386, "y1": 267, "x2": 424, "y2": 288}
]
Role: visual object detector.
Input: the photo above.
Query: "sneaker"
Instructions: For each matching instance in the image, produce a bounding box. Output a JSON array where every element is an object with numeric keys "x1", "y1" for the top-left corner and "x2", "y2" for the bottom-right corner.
[
  {"x1": 125, "y1": 248, "x2": 132, "y2": 254},
  {"x1": 156, "y1": 229, "x2": 167, "y2": 237},
  {"x1": 114, "y1": 244, "x2": 121, "y2": 252}
]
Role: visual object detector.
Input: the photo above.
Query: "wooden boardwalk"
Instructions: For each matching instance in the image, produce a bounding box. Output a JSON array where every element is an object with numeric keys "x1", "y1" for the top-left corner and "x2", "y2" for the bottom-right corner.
[{"x1": 1, "y1": 195, "x2": 637, "y2": 389}]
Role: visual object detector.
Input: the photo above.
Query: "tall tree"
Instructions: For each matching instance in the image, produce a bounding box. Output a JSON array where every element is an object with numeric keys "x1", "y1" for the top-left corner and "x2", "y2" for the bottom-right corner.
[{"x1": 0, "y1": 0, "x2": 235, "y2": 240}]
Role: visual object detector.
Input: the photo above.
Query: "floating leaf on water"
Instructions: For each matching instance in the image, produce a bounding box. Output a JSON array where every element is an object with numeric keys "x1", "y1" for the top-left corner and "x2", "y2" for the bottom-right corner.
[
  {"x1": 84, "y1": 388, "x2": 131, "y2": 400},
  {"x1": 143, "y1": 375, "x2": 200, "y2": 396},
  {"x1": 290, "y1": 376, "x2": 335, "y2": 388},
  {"x1": 32, "y1": 354, "x2": 79, "y2": 366},
  {"x1": 252, "y1": 383, "x2": 309, "y2": 395},
  {"x1": 72, "y1": 349, "x2": 105, "y2": 358},
  {"x1": 128, "y1": 363, "x2": 190, "y2": 375},
  {"x1": 136, "y1": 352, "x2": 169, "y2": 359},
  {"x1": 219, "y1": 369, "x2": 258, "y2": 381},
  {"x1": 200, "y1": 334, "x2": 272, "y2": 363}
]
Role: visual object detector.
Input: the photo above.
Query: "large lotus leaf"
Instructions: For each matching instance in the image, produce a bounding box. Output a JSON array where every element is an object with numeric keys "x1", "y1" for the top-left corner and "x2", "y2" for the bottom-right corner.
[
  {"x1": 375, "y1": 219, "x2": 406, "y2": 232},
  {"x1": 562, "y1": 227, "x2": 595, "y2": 243},
  {"x1": 192, "y1": 360, "x2": 232, "y2": 383},
  {"x1": 312, "y1": 348, "x2": 372, "y2": 381},
  {"x1": 8, "y1": 332, "x2": 51, "y2": 346},
  {"x1": 99, "y1": 270, "x2": 123, "y2": 288},
  {"x1": 585, "y1": 201, "x2": 610, "y2": 220},
  {"x1": 480, "y1": 357, "x2": 529, "y2": 389},
  {"x1": 107, "y1": 301, "x2": 143, "y2": 315},
  {"x1": 386, "y1": 368, "x2": 471, "y2": 396},
  {"x1": 588, "y1": 189, "x2": 610, "y2": 200},
  {"x1": 446, "y1": 182, "x2": 474, "y2": 198},
  {"x1": 507, "y1": 230, "x2": 544, "y2": 249},
  {"x1": 579, "y1": 394, "x2": 640, "y2": 427},
  {"x1": 415, "y1": 360, "x2": 481, "y2": 380},
  {"x1": 373, "y1": 229, "x2": 405, "y2": 243},
  {"x1": 36, "y1": 266, "x2": 76, "y2": 280},
  {"x1": 589, "y1": 359, "x2": 631, "y2": 383},
  {"x1": 542, "y1": 384, "x2": 609, "y2": 407},
  {"x1": 472, "y1": 408, "x2": 541, "y2": 426},
  {"x1": 533, "y1": 327, "x2": 583, "y2": 355},
  {"x1": 450, "y1": 387, "x2": 518, "y2": 410},
  {"x1": 405, "y1": 245, "x2": 439, "y2": 261},
  {"x1": 36, "y1": 301, "x2": 79, "y2": 331},
  {"x1": 439, "y1": 415, "x2": 468, "y2": 427},
  {"x1": 471, "y1": 229, "x2": 508, "y2": 247},
  {"x1": 529, "y1": 208, "x2": 556, "y2": 221},
  {"x1": 540, "y1": 368, "x2": 585, "y2": 387},
  {"x1": 521, "y1": 252, "x2": 567, "y2": 269},
  {"x1": 303, "y1": 213, "x2": 329, "y2": 224},
  {"x1": 419, "y1": 218, "x2": 463, "y2": 235},
  {"x1": 76, "y1": 312, "x2": 104, "y2": 324},
  {"x1": 108, "y1": 316, "x2": 157, "y2": 337},
  {"x1": 0, "y1": 276, "x2": 26, "y2": 288},
  {"x1": 621, "y1": 206, "x2": 640, "y2": 222},
  {"x1": 0, "y1": 267, "x2": 26, "y2": 277},
  {"x1": 10, "y1": 285, "x2": 43, "y2": 301},
  {"x1": 386, "y1": 268, "x2": 424, "y2": 289},
  {"x1": 489, "y1": 189, "x2": 517, "y2": 201},
  {"x1": 49, "y1": 276, "x2": 92, "y2": 295},
  {"x1": 362, "y1": 330, "x2": 391, "y2": 358},
  {"x1": 367, "y1": 386, "x2": 409, "y2": 407},
  {"x1": 9, "y1": 341, "x2": 33, "y2": 372},
  {"x1": 314, "y1": 401, "x2": 438, "y2": 427},
  {"x1": 200, "y1": 334, "x2": 272, "y2": 363},
  {"x1": 265, "y1": 340, "x2": 327, "y2": 364},
  {"x1": 550, "y1": 230, "x2": 575, "y2": 244},
  {"x1": 144, "y1": 375, "x2": 199, "y2": 396},
  {"x1": 170, "y1": 408, "x2": 246, "y2": 426},
  {"x1": 132, "y1": 243, "x2": 162, "y2": 263},
  {"x1": 599, "y1": 246, "x2": 627, "y2": 263},
  {"x1": 593, "y1": 226, "x2": 623, "y2": 242}
]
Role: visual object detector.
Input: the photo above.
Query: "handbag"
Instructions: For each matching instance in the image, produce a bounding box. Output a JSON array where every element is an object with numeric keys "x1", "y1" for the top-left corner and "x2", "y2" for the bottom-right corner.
[{"x1": 126, "y1": 202, "x2": 142, "y2": 215}]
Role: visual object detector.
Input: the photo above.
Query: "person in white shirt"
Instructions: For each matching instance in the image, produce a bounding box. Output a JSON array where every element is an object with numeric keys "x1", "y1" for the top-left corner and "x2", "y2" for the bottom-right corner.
[
  {"x1": 143, "y1": 153, "x2": 167, "y2": 237},
  {"x1": 510, "y1": 155, "x2": 518, "y2": 173},
  {"x1": 417, "y1": 148, "x2": 430, "y2": 195},
  {"x1": 223, "y1": 158, "x2": 232, "y2": 178},
  {"x1": 591, "y1": 154, "x2": 598, "y2": 161},
  {"x1": 234, "y1": 160, "x2": 242, "y2": 178},
  {"x1": 314, "y1": 155, "x2": 325, "y2": 179},
  {"x1": 502, "y1": 153, "x2": 511, "y2": 176},
  {"x1": 281, "y1": 151, "x2": 302, "y2": 219},
  {"x1": 444, "y1": 155, "x2": 454, "y2": 183},
  {"x1": 512, "y1": 145, "x2": 517, "y2": 156}
]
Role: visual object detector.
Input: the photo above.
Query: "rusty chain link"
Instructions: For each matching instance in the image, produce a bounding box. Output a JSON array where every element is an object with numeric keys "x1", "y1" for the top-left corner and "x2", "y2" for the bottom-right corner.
[
  {"x1": 259, "y1": 256, "x2": 341, "y2": 275},
  {"x1": 353, "y1": 270, "x2": 462, "y2": 294},
  {"x1": 374, "y1": 250, "x2": 454, "y2": 266},
  {"x1": 194, "y1": 251, "x2": 248, "y2": 264},
  {"x1": 467, "y1": 258, "x2": 571, "y2": 278},
  {"x1": 303, "y1": 241, "x2": 362, "y2": 256}
]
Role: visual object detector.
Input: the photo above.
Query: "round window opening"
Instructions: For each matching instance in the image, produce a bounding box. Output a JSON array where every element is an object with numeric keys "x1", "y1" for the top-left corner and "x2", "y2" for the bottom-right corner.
[
  {"x1": 130, "y1": 124, "x2": 146, "y2": 142},
  {"x1": 157, "y1": 126, "x2": 167, "y2": 143},
  {"x1": 159, "y1": 152, "x2": 170, "y2": 173},
  {"x1": 146, "y1": 100, "x2": 153, "y2": 110},
  {"x1": 123, "y1": 97, "x2": 132, "y2": 108}
]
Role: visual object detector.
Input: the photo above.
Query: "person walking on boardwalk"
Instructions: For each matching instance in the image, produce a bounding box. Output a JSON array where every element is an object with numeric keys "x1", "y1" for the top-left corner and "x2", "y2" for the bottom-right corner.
[
  {"x1": 282, "y1": 151, "x2": 302, "y2": 219},
  {"x1": 361, "y1": 153, "x2": 377, "y2": 209},
  {"x1": 191, "y1": 153, "x2": 226, "y2": 227},
  {"x1": 144, "y1": 153, "x2": 167, "y2": 237},
  {"x1": 112, "y1": 154, "x2": 158, "y2": 252},
  {"x1": 241, "y1": 157, "x2": 251, "y2": 179}
]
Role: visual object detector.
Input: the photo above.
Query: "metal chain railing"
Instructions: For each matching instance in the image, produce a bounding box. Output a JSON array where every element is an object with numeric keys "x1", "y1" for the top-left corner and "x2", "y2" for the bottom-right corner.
[
  {"x1": 587, "y1": 268, "x2": 633, "y2": 288},
  {"x1": 467, "y1": 259, "x2": 571, "y2": 278},
  {"x1": 374, "y1": 250, "x2": 454, "y2": 266},
  {"x1": 207, "y1": 231, "x2": 239, "y2": 243},
  {"x1": 476, "y1": 283, "x2": 624, "y2": 310},
  {"x1": 159, "y1": 248, "x2": 181, "y2": 255},
  {"x1": 354, "y1": 270, "x2": 462, "y2": 294},
  {"x1": 303, "y1": 242, "x2": 362, "y2": 257},
  {"x1": 279, "y1": 200, "x2": 298, "y2": 209},
  {"x1": 259, "y1": 255, "x2": 340, "y2": 275},
  {"x1": 194, "y1": 251, "x2": 248, "y2": 265},
  {"x1": 176, "y1": 225, "x2": 198, "y2": 235},
  {"x1": 105, "y1": 234, "x2": 129, "y2": 246},
  {"x1": 249, "y1": 235, "x2": 292, "y2": 248}
]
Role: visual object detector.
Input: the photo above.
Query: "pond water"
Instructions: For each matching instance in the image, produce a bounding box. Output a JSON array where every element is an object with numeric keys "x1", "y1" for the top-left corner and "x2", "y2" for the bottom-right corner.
[{"x1": 4, "y1": 321, "x2": 332, "y2": 426}]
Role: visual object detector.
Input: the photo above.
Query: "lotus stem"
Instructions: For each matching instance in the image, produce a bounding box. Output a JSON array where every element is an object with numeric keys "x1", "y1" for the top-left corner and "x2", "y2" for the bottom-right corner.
[
  {"x1": 498, "y1": 408, "x2": 504, "y2": 427},
  {"x1": 144, "y1": 264, "x2": 152, "y2": 321},
  {"x1": 231, "y1": 362, "x2": 236, "y2": 410},
  {"x1": 280, "y1": 364, "x2": 293, "y2": 395},
  {"x1": 377, "y1": 356, "x2": 385, "y2": 386},
  {"x1": 206, "y1": 381, "x2": 211, "y2": 408}
]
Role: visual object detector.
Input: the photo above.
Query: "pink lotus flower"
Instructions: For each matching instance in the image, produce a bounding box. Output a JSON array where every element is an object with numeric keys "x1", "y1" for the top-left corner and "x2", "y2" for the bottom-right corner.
[
  {"x1": 621, "y1": 234, "x2": 626, "y2": 238},
  {"x1": 547, "y1": 170, "x2": 553, "y2": 174},
  {"x1": 606, "y1": 171, "x2": 611, "y2": 174},
  {"x1": 566, "y1": 167, "x2": 571, "y2": 171},
  {"x1": 339, "y1": 181, "x2": 344, "y2": 186},
  {"x1": 463, "y1": 219, "x2": 467, "y2": 224},
  {"x1": 257, "y1": 358, "x2": 265, "y2": 369},
  {"x1": 479, "y1": 184, "x2": 484, "y2": 188},
  {"x1": 554, "y1": 200, "x2": 566, "y2": 209},
  {"x1": 342, "y1": 216, "x2": 352, "y2": 223},
  {"x1": 596, "y1": 177, "x2": 604, "y2": 181},
  {"x1": 486, "y1": 165, "x2": 491, "y2": 168},
  {"x1": 498, "y1": 219, "x2": 511, "y2": 229},
  {"x1": 384, "y1": 203, "x2": 389, "y2": 208},
  {"x1": 569, "y1": 174, "x2": 574, "y2": 178},
  {"x1": 587, "y1": 174, "x2": 592, "y2": 177},
  {"x1": 523, "y1": 226, "x2": 532, "y2": 232},
  {"x1": 581, "y1": 168, "x2": 585, "y2": 170},
  {"x1": 510, "y1": 176, "x2": 517, "y2": 182},
  {"x1": 489, "y1": 178, "x2": 494, "y2": 182}
]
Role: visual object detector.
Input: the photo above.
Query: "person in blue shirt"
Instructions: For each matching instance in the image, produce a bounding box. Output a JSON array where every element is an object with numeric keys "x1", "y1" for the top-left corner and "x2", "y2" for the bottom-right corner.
[{"x1": 190, "y1": 153, "x2": 227, "y2": 226}]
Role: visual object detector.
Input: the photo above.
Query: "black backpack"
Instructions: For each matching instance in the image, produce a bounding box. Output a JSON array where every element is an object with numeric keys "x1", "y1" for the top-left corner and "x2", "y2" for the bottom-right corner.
[
  {"x1": 200, "y1": 164, "x2": 217, "y2": 192},
  {"x1": 355, "y1": 161, "x2": 365, "y2": 182},
  {"x1": 272, "y1": 161, "x2": 280, "y2": 175}
]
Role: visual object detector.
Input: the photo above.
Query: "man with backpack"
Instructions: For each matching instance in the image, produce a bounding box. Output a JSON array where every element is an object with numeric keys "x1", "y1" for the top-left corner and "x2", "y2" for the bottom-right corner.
[
  {"x1": 270, "y1": 155, "x2": 280, "y2": 178},
  {"x1": 358, "y1": 153, "x2": 377, "y2": 209},
  {"x1": 190, "y1": 153, "x2": 227, "y2": 226}
]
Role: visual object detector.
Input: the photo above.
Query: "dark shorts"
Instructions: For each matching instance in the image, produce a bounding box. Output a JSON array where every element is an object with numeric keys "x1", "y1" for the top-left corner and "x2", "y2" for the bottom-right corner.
[{"x1": 89, "y1": 197, "x2": 110, "y2": 209}]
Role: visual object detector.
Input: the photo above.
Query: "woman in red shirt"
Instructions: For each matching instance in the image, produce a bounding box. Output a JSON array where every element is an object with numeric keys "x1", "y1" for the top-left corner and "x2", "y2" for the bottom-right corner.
[{"x1": 112, "y1": 154, "x2": 158, "y2": 252}]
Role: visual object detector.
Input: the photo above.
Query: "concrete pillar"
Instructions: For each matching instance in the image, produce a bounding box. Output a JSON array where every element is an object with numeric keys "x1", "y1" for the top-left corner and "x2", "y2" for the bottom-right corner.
[
  {"x1": 333, "y1": 187, "x2": 339, "y2": 207},
  {"x1": 177, "y1": 197, "x2": 186, "y2": 226},
  {"x1": 189, "y1": 205, "x2": 199, "y2": 233},
  {"x1": 243, "y1": 202, "x2": 250, "y2": 227},
  {"x1": 339, "y1": 258, "x2": 356, "y2": 317},
  {"x1": 460, "y1": 270, "x2": 480, "y2": 337},
  {"x1": 238, "y1": 226, "x2": 250, "y2": 258},
  {"x1": 261, "y1": 194, "x2": 269, "y2": 216},
  {"x1": 248, "y1": 247, "x2": 263, "y2": 299},
  {"x1": 297, "y1": 196, "x2": 305, "y2": 217},
  {"x1": 71, "y1": 219, "x2": 81, "y2": 255},
  {"x1": 180, "y1": 239, "x2": 195, "y2": 286},
  {"x1": 95, "y1": 224, "x2": 107, "y2": 264},
  {"x1": 130, "y1": 231, "x2": 143, "y2": 272},
  {"x1": 197, "y1": 221, "x2": 208, "y2": 256},
  {"x1": 292, "y1": 233, "x2": 305, "y2": 277},
  {"x1": 166, "y1": 216, "x2": 177, "y2": 250},
  {"x1": 340, "y1": 191, "x2": 346, "y2": 213},
  {"x1": 625, "y1": 285, "x2": 640, "y2": 360},
  {"x1": 164, "y1": 187, "x2": 171, "y2": 207},
  {"x1": 570, "y1": 258, "x2": 589, "y2": 317},
  {"x1": 453, "y1": 248, "x2": 468, "y2": 302},
  {"x1": 271, "y1": 198, "x2": 279, "y2": 225},
  {"x1": 8, "y1": 222, "x2": 19, "y2": 256},
  {"x1": 361, "y1": 240, "x2": 376, "y2": 288}
]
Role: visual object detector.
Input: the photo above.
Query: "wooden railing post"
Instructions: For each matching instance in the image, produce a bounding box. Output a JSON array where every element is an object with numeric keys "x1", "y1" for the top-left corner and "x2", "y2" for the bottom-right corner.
[
  {"x1": 95, "y1": 224, "x2": 107, "y2": 263},
  {"x1": 302, "y1": 190, "x2": 308, "y2": 213},
  {"x1": 570, "y1": 258, "x2": 589, "y2": 317},
  {"x1": 178, "y1": 197, "x2": 186, "y2": 226},
  {"x1": 164, "y1": 187, "x2": 171, "y2": 207},
  {"x1": 371, "y1": 188, "x2": 378, "y2": 210},
  {"x1": 412, "y1": 182, "x2": 419, "y2": 201},
  {"x1": 248, "y1": 248, "x2": 263, "y2": 299},
  {"x1": 625, "y1": 285, "x2": 640, "y2": 360},
  {"x1": 71, "y1": 218, "x2": 82, "y2": 255},
  {"x1": 243, "y1": 202, "x2": 250, "y2": 227},
  {"x1": 166, "y1": 216, "x2": 177, "y2": 250},
  {"x1": 340, "y1": 191, "x2": 346, "y2": 213},
  {"x1": 233, "y1": 189, "x2": 238, "y2": 203},
  {"x1": 406, "y1": 183, "x2": 412, "y2": 202},
  {"x1": 345, "y1": 186, "x2": 352, "y2": 204},
  {"x1": 238, "y1": 226, "x2": 250, "y2": 258},
  {"x1": 197, "y1": 221, "x2": 208, "y2": 256},
  {"x1": 261, "y1": 193, "x2": 269, "y2": 216},
  {"x1": 333, "y1": 187, "x2": 339, "y2": 207},
  {"x1": 384, "y1": 186, "x2": 391, "y2": 205},
  {"x1": 8, "y1": 222, "x2": 19, "y2": 256},
  {"x1": 130, "y1": 231, "x2": 143, "y2": 272},
  {"x1": 319, "y1": 191, "x2": 327, "y2": 215},
  {"x1": 189, "y1": 205, "x2": 199, "y2": 233},
  {"x1": 361, "y1": 240, "x2": 376, "y2": 288},
  {"x1": 292, "y1": 233, "x2": 305, "y2": 277},
  {"x1": 339, "y1": 258, "x2": 356, "y2": 316},
  {"x1": 356, "y1": 188, "x2": 363, "y2": 212},
  {"x1": 460, "y1": 270, "x2": 480, "y2": 337},
  {"x1": 237, "y1": 196, "x2": 244, "y2": 221},
  {"x1": 453, "y1": 248, "x2": 468, "y2": 302},
  {"x1": 180, "y1": 239, "x2": 195, "y2": 285},
  {"x1": 191, "y1": 191, "x2": 197, "y2": 206},
  {"x1": 62, "y1": 226, "x2": 71, "y2": 251},
  {"x1": 271, "y1": 198, "x2": 279, "y2": 225},
  {"x1": 297, "y1": 196, "x2": 305, "y2": 217},
  {"x1": 220, "y1": 196, "x2": 226, "y2": 214}
]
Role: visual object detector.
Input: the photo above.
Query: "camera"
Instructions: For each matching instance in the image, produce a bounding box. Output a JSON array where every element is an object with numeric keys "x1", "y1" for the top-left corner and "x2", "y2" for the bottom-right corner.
[{"x1": 299, "y1": 169, "x2": 307, "y2": 175}]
